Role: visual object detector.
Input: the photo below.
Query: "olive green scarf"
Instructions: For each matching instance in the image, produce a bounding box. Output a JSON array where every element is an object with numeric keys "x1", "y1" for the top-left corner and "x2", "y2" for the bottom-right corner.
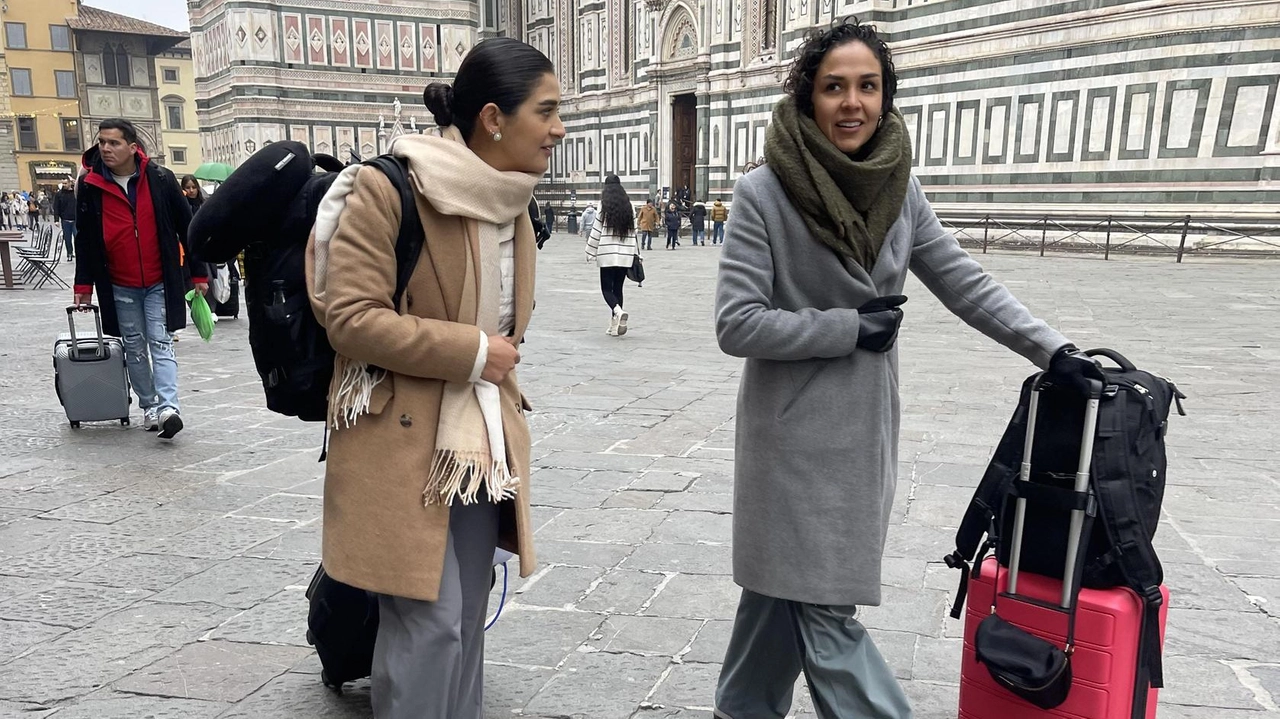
[{"x1": 764, "y1": 97, "x2": 913, "y2": 271}]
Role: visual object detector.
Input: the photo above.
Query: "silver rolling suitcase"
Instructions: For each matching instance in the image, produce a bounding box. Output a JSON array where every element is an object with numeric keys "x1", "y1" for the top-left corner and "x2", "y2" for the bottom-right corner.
[{"x1": 54, "y1": 305, "x2": 132, "y2": 428}]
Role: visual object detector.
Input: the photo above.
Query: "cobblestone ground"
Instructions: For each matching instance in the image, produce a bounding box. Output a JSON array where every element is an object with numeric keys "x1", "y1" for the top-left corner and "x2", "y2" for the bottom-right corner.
[{"x1": 0, "y1": 233, "x2": 1277, "y2": 719}]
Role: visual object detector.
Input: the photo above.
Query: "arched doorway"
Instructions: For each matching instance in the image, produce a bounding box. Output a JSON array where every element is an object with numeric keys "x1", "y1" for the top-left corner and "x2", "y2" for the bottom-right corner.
[{"x1": 658, "y1": 6, "x2": 701, "y2": 204}]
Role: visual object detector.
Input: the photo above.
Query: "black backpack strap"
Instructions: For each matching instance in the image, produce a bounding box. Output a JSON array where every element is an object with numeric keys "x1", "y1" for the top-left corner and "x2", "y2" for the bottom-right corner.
[
  {"x1": 364, "y1": 155, "x2": 425, "y2": 310},
  {"x1": 1092, "y1": 440, "x2": 1166, "y2": 717},
  {"x1": 944, "y1": 385, "x2": 1032, "y2": 619}
]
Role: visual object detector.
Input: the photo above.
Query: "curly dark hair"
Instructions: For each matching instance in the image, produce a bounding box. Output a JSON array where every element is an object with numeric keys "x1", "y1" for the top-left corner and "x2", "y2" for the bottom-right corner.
[
  {"x1": 598, "y1": 175, "x2": 634, "y2": 239},
  {"x1": 783, "y1": 17, "x2": 898, "y2": 118}
]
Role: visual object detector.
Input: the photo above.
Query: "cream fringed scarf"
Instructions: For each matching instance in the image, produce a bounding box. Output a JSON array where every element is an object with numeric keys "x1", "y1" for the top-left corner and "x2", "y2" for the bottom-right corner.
[{"x1": 312, "y1": 125, "x2": 540, "y2": 506}]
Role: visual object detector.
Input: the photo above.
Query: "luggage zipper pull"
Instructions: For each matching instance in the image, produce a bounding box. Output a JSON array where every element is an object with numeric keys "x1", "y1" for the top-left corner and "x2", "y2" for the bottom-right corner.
[{"x1": 1162, "y1": 377, "x2": 1188, "y2": 416}]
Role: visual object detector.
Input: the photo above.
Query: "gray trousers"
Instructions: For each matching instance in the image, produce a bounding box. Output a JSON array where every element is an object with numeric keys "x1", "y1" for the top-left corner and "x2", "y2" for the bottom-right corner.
[
  {"x1": 371, "y1": 500, "x2": 499, "y2": 719},
  {"x1": 715, "y1": 589, "x2": 913, "y2": 719}
]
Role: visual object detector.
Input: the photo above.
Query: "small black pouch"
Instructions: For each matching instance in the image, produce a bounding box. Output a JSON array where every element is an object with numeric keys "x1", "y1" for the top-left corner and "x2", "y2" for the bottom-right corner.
[{"x1": 974, "y1": 612, "x2": 1073, "y2": 709}]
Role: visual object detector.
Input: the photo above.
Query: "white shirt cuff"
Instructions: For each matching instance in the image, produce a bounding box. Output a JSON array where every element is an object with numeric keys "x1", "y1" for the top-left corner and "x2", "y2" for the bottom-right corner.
[{"x1": 469, "y1": 330, "x2": 488, "y2": 383}]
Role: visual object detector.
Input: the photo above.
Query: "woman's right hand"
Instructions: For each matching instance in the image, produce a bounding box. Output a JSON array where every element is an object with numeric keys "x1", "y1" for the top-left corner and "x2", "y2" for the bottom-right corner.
[{"x1": 482, "y1": 335, "x2": 520, "y2": 383}]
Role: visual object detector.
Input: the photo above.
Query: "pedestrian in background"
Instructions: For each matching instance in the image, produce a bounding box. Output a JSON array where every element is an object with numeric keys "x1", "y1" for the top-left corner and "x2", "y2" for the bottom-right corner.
[
  {"x1": 585, "y1": 174, "x2": 637, "y2": 337},
  {"x1": 664, "y1": 201, "x2": 681, "y2": 249},
  {"x1": 27, "y1": 193, "x2": 41, "y2": 230},
  {"x1": 712, "y1": 19, "x2": 1102, "y2": 719},
  {"x1": 308, "y1": 37, "x2": 562, "y2": 719},
  {"x1": 690, "y1": 200, "x2": 707, "y2": 245},
  {"x1": 580, "y1": 203, "x2": 597, "y2": 237},
  {"x1": 39, "y1": 191, "x2": 53, "y2": 226},
  {"x1": 181, "y1": 175, "x2": 205, "y2": 215},
  {"x1": 13, "y1": 194, "x2": 28, "y2": 230},
  {"x1": 73, "y1": 118, "x2": 206, "y2": 439},
  {"x1": 544, "y1": 201, "x2": 556, "y2": 232},
  {"x1": 0, "y1": 193, "x2": 10, "y2": 230},
  {"x1": 636, "y1": 199, "x2": 658, "y2": 251},
  {"x1": 711, "y1": 199, "x2": 729, "y2": 245},
  {"x1": 53, "y1": 181, "x2": 77, "y2": 258}
]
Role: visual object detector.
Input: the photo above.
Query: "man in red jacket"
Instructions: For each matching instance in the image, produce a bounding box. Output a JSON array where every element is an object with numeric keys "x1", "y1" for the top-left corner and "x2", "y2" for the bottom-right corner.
[{"x1": 73, "y1": 119, "x2": 206, "y2": 439}]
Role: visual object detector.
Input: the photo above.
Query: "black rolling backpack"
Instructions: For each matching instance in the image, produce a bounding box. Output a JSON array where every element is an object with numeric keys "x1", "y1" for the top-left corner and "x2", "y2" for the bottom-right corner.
[{"x1": 944, "y1": 349, "x2": 1185, "y2": 706}]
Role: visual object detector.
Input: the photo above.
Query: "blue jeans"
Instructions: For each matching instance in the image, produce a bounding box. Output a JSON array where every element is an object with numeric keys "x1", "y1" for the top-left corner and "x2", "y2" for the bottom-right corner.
[
  {"x1": 61, "y1": 220, "x2": 75, "y2": 256},
  {"x1": 693, "y1": 228, "x2": 705, "y2": 245},
  {"x1": 113, "y1": 283, "x2": 179, "y2": 413},
  {"x1": 713, "y1": 222, "x2": 725, "y2": 244},
  {"x1": 638, "y1": 231, "x2": 653, "y2": 249}
]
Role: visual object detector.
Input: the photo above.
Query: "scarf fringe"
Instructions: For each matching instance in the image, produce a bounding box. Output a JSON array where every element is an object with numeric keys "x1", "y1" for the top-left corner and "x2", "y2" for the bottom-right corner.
[
  {"x1": 424, "y1": 449, "x2": 520, "y2": 506},
  {"x1": 328, "y1": 355, "x2": 386, "y2": 429}
]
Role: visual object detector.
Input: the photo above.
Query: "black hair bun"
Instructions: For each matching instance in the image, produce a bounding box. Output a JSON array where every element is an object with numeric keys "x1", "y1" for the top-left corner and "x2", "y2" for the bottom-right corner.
[{"x1": 423, "y1": 83, "x2": 455, "y2": 127}]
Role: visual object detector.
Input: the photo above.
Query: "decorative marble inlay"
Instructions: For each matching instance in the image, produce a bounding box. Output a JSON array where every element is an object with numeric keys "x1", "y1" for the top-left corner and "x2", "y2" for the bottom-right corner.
[{"x1": 665, "y1": 11, "x2": 697, "y2": 61}]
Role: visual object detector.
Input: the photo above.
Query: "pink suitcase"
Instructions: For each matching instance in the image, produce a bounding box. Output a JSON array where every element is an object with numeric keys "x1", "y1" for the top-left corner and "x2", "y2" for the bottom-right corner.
[
  {"x1": 958, "y1": 373, "x2": 1169, "y2": 719},
  {"x1": 959, "y1": 558, "x2": 1168, "y2": 718}
]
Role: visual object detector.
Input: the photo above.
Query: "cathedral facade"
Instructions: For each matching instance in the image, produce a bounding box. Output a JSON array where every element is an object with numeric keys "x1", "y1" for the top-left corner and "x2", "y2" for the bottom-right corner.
[{"x1": 188, "y1": 0, "x2": 1278, "y2": 218}]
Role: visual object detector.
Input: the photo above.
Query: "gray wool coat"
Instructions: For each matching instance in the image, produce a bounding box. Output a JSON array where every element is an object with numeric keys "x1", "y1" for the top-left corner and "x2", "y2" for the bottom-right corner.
[{"x1": 714, "y1": 167, "x2": 1069, "y2": 607}]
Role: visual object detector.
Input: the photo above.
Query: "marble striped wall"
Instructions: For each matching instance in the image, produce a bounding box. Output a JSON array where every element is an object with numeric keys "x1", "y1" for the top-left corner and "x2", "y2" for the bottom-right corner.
[
  {"x1": 189, "y1": 0, "x2": 478, "y2": 166},
  {"x1": 542, "y1": 0, "x2": 1279, "y2": 217}
]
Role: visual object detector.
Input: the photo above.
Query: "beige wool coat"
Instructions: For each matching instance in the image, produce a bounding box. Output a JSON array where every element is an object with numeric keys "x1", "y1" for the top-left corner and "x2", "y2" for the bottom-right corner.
[{"x1": 306, "y1": 165, "x2": 537, "y2": 602}]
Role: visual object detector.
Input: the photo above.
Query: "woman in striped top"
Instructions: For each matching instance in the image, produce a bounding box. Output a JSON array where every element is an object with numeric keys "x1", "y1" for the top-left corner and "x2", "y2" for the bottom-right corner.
[{"x1": 586, "y1": 174, "x2": 639, "y2": 336}]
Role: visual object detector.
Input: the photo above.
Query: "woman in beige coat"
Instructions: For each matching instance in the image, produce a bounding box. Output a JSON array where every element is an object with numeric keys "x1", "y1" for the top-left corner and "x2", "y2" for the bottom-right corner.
[{"x1": 306, "y1": 38, "x2": 564, "y2": 718}]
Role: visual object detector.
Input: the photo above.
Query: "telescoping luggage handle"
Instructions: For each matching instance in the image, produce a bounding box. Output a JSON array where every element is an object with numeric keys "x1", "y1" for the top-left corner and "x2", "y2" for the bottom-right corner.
[
  {"x1": 65, "y1": 305, "x2": 107, "y2": 361},
  {"x1": 993, "y1": 371, "x2": 1104, "y2": 664},
  {"x1": 1006, "y1": 372, "x2": 1103, "y2": 607}
]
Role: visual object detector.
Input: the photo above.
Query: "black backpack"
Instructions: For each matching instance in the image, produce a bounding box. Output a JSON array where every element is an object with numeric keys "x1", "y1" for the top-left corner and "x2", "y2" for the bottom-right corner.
[
  {"x1": 943, "y1": 349, "x2": 1185, "y2": 719},
  {"x1": 189, "y1": 142, "x2": 424, "y2": 422}
]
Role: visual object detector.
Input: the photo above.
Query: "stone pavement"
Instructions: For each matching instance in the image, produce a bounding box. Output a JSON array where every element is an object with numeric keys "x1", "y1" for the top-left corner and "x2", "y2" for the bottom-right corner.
[{"x1": 0, "y1": 233, "x2": 1277, "y2": 718}]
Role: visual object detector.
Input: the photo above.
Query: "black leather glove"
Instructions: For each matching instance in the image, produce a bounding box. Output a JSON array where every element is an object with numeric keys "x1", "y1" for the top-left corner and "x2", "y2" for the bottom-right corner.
[
  {"x1": 856, "y1": 295, "x2": 907, "y2": 352},
  {"x1": 1047, "y1": 344, "x2": 1106, "y2": 396}
]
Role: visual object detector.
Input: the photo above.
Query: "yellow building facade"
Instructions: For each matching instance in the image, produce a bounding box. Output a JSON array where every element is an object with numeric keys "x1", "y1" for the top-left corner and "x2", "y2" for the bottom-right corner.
[
  {"x1": 1, "y1": 0, "x2": 83, "y2": 192},
  {"x1": 156, "y1": 40, "x2": 202, "y2": 178}
]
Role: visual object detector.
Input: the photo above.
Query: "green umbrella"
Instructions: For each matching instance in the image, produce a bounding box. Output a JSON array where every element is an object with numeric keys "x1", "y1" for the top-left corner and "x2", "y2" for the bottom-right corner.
[{"x1": 192, "y1": 162, "x2": 234, "y2": 183}]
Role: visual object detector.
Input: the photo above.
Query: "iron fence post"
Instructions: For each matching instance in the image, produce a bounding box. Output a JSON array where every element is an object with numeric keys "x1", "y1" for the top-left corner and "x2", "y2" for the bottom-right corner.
[
  {"x1": 982, "y1": 215, "x2": 990, "y2": 254},
  {"x1": 1176, "y1": 215, "x2": 1191, "y2": 263},
  {"x1": 1104, "y1": 217, "x2": 1113, "y2": 260},
  {"x1": 1040, "y1": 216, "x2": 1048, "y2": 257}
]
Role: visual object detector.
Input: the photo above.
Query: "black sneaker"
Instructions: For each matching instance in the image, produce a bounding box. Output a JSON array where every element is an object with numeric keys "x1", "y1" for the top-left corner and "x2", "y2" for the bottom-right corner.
[{"x1": 157, "y1": 409, "x2": 184, "y2": 439}]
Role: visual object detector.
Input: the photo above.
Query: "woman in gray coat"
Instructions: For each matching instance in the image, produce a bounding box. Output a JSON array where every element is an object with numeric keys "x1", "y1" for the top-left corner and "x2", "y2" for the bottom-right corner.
[{"x1": 712, "y1": 20, "x2": 1103, "y2": 719}]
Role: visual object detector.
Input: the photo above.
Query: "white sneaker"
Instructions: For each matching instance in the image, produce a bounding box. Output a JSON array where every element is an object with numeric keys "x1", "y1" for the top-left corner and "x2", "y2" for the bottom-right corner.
[
  {"x1": 607, "y1": 312, "x2": 620, "y2": 336},
  {"x1": 143, "y1": 408, "x2": 159, "y2": 432},
  {"x1": 157, "y1": 408, "x2": 184, "y2": 439},
  {"x1": 614, "y1": 307, "x2": 629, "y2": 336}
]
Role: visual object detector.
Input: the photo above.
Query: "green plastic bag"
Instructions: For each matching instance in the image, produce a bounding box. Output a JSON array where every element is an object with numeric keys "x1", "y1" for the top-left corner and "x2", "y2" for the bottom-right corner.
[{"x1": 185, "y1": 290, "x2": 215, "y2": 342}]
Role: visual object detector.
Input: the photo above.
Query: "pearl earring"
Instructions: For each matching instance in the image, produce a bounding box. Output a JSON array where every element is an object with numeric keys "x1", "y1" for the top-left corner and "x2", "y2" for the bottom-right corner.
[{"x1": 492, "y1": 131, "x2": 503, "y2": 142}]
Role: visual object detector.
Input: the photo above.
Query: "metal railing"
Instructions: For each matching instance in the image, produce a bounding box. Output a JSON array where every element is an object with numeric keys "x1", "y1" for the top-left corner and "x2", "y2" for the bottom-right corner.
[{"x1": 937, "y1": 213, "x2": 1280, "y2": 262}]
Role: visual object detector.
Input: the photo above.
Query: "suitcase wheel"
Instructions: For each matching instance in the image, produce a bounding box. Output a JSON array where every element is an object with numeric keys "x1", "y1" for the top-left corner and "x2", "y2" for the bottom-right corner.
[
  {"x1": 120, "y1": 418, "x2": 130, "y2": 426},
  {"x1": 70, "y1": 421, "x2": 80, "y2": 429}
]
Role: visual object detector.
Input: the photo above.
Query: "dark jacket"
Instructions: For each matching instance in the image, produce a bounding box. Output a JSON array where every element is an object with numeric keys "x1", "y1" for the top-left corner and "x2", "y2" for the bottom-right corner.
[
  {"x1": 74, "y1": 146, "x2": 201, "y2": 337},
  {"x1": 664, "y1": 209, "x2": 681, "y2": 231},
  {"x1": 53, "y1": 188, "x2": 77, "y2": 221},
  {"x1": 690, "y1": 203, "x2": 706, "y2": 230}
]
